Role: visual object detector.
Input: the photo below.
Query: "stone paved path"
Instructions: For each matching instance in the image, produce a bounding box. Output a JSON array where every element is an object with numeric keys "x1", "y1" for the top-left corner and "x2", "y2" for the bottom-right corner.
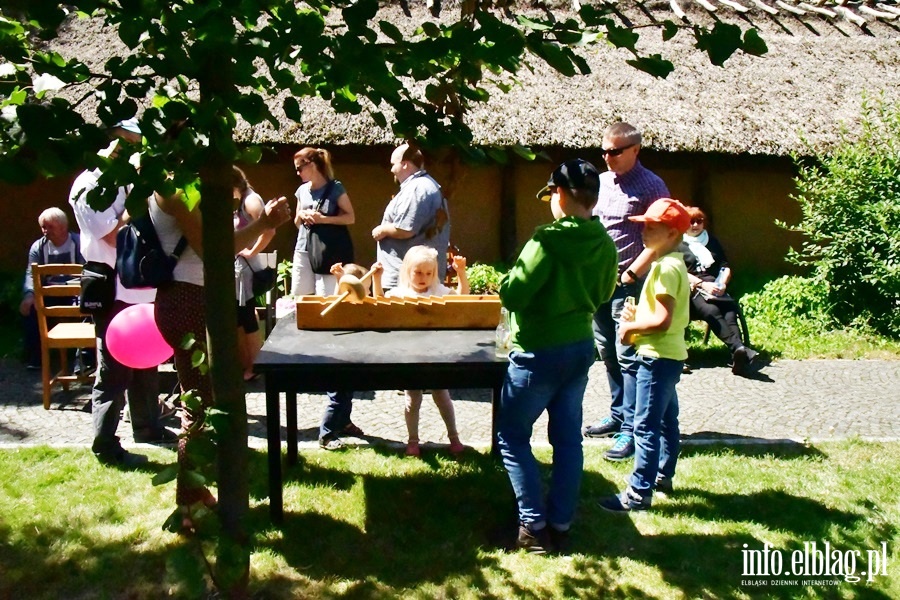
[{"x1": 1, "y1": 357, "x2": 897, "y2": 450}]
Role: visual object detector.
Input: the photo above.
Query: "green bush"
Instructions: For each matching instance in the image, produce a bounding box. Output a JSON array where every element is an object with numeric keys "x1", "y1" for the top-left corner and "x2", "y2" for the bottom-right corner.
[
  {"x1": 741, "y1": 274, "x2": 832, "y2": 328},
  {"x1": 785, "y1": 97, "x2": 900, "y2": 337},
  {"x1": 466, "y1": 263, "x2": 506, "y2": 295}
]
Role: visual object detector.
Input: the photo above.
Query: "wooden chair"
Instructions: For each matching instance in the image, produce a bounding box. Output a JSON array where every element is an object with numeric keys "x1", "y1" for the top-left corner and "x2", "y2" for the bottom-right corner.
[{"x1": 31, "y1": 263, "x2": 97, "y2": 409}]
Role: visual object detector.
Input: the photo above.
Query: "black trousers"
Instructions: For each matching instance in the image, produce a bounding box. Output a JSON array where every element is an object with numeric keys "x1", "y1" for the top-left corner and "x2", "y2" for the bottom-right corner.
[{"x1": 690, "y1": 295, "x2": 744, "y2": 353}]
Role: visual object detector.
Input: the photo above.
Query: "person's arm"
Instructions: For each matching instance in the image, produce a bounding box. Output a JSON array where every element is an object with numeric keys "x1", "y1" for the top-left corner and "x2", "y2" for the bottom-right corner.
[
  {"x1": 308, "y1": 192, "x2": 354, "y2": 226},
  {"x1": 372, "y1": 222, "x2": 414, "y2": 241},
  {"x1": 329, "y1": 263, "x2": 345, "y2": 294},
  {"x1": 372, "y1": 187, "x2": 424, "y2": 241},
  {"x1": 452, "y1": 255, "x2": 469, "y2": 295},
  {"x1": 238, "y1": 193, "x2": 276, "y2": 258},
  {"x1": 499, "y1": 238, "x2": 551, "y2": 312},
  {"x1": 234, "y1": 197, "x2": 289, "y2": 252},
  {"x1": 370, "y1": 262, "x2": 384, "y2": 297},
  {"x1": 619, "y1": 293, "x2": 676, "y2": 346},
  {"x1": 100, "y1": 218, "x2": 125, "y2": 246},
  {"x1": 621, "y1": 247, "x2": 656, "y2": 285},
  {"x1": 20, "y1": 241, "x2": 40, "y2": 316}
]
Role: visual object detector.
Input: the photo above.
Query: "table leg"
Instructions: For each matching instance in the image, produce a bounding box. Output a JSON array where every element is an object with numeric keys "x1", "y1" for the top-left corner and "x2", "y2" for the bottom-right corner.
[
  {"x1": 286, "y1": 391, "x2": 298, "y2": 466},
  {"x1": 265, "y1": 380, "x2": 283, "y2": 523},
  {"x1": 491, "y1": 383, "x2": 501, "y2": 457}
]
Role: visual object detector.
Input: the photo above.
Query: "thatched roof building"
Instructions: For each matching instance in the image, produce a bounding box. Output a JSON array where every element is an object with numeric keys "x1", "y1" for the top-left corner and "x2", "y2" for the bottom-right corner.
[
  {"x1": 5, "y1": 1, "x2": 899, "y2": 276},
  {"x1": 48, "y1": 0, "x2": 900, "y2": 157}
]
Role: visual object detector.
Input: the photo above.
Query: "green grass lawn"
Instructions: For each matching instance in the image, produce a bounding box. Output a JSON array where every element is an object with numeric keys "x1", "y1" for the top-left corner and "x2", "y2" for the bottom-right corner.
[{"x1": 1, "y1": 441, "x2": 898, "y2": 598}]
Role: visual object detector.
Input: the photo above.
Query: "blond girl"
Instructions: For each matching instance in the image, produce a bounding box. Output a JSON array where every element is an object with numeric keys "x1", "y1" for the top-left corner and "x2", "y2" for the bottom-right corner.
[{"x1": 386, "y1": 246, "x2": 469, "y2": 456}]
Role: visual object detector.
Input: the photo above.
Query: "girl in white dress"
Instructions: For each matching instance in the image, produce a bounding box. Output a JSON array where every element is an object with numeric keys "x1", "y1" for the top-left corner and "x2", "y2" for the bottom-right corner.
[{"x1": 386, "y1": 245, "x2": 469, "y2": 456}]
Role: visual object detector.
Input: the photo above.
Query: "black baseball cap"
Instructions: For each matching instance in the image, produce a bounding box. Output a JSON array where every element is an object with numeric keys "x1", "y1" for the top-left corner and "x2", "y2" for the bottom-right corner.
[{"x1": 536, "y1": 159, "x2": 601, "y2": 202}]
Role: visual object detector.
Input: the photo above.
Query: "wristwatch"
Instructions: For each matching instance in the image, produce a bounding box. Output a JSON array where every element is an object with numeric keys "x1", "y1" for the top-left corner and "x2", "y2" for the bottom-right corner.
[{"x1": 622, "y1": 269, "x2": 638, "y2": 284}]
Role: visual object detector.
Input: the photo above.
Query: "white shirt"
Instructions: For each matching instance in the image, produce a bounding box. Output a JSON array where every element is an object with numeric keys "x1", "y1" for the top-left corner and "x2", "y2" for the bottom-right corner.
[{"x1": 69, "y1": 169, "x2": 155, "y2": 304}]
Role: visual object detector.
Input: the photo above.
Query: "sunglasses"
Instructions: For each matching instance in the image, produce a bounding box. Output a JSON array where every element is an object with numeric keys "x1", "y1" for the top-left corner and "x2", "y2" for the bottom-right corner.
[
  {"x1": 691, "y1": 218, "x2": 705, "y2": 225},
  {"x1": 294, "y1": 159, "x2": 312, "y2": 171},
  {"x1": 600, "y1": 144, "x2": 635, "y2": 157}
]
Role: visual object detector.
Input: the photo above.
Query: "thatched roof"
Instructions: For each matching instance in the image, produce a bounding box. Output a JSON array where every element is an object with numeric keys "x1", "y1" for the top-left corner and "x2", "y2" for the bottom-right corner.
[{"x1": 50, "y1": 1, "x2": 900, "y2": 156}]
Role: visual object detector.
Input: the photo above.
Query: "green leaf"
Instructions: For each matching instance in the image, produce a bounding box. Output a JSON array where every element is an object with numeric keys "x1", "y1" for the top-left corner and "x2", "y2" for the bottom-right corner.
[
  {"x1": 420, "y1": 22, "x2": 441, "y2": 38},
  {"x1": 578, "y1": 5, "x2": 614, "y2": 27},
  {"x1": 379, "y1": 20, "x2": 404, "y2": 43},
  {"x1": 151, "y1": 464, "x2": 179, "y2": 486},
  {"x1": 241, "y1": 146, "x2": 262, "y2": 164},
  {"x1": 191, "y1": 348, "x2": 206, "y2": 369},
  {"x1": 605, "y1": 23, "x2": 639, "y2": 51},
  {"x1": 625, "y1": 54, "x2": 675, "y2": 79},
  {"x1": 694, "y1": 22, "x2": 742, "y2": 67},
  {"x1": 342, "y1": 0, "x2": 378, "y2": 32},
  {"x1": 370, "y1": 110, "x2": 387, "y2": 128},
  {"x1": 662, "y1": 20, "x2": 679, "y2": 42},
  {"x1": 516, "y1": 15, "x2": 553, "y2": 31},
  {"x1": 742, "y1": 28, "x2": 768, "y2": 57},
  {"x1": 182, "y1": 179, "x2": 201, "y2": 211},
  {"x1": 512, "y1": 144, "x2": 538, "y2": 161},
  {"x1": 535, "y1": 43, "x2": 576, "y2": 77},
  {"x1": 485, "y1": 146, "x2": 508, "y2": 164},
  {"x1": 283, "y1": 96, "x2": 303, "y2": 122},
  {"x1": 179, "y1": 333, "x2": 196, "y2": 350}
]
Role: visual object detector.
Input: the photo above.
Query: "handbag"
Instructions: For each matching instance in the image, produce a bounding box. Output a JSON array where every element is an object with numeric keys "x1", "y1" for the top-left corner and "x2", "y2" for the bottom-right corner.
[
  {"x1": 242, "y1": 256, "x2": 278, "y2": 297},
  {"x1": 79, "y1": 261, "x2": 116, "y2": 315},
  {"x1": 308, "y1": 225, "x2": 355, "y2": 274},
  {"x1": 305, "y1": 180, "x2": 354, "y2": 274}
]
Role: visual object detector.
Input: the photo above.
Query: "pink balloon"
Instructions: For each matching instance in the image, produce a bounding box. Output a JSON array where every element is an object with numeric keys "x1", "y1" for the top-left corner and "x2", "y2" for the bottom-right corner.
[{"x1": 106, "y1": 303, "x2": 173, "y2": 369}]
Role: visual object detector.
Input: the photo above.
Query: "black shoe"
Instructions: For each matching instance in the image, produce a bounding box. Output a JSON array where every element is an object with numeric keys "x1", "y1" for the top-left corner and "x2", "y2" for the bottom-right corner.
[
  {"x1": 133, "y1": 427, "x2": 179, "y2": 444},
  {"x1": 319, "y1": 437, "x2": 345, "y2": 451},
  {"x1": 654, "y1": 475, "x2": 674, "y2": 496},
  {"x1": 548, "y1": 526, "x2": 571, "y2": 554},
  {"x1": 516, "y1": 523, "x2": 553, "y2": 554},
  {"x1": 96, "y1": 449, "x2": 149, "y2": 468},
  {"x1": 604, "y1": 433, "x2": 635, "y2": 462},
  {"x1": 732, "y1": 347, "x2": 749, "y2": 375},
  {"x1": 583, "y1": 417, "x2": 620, "y2": 438},
  {"x1": 598, "y1": 487, "x2": 651, "y2": 513}
]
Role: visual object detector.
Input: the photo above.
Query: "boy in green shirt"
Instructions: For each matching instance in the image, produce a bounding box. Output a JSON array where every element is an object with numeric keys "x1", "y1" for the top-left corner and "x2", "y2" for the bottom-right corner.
[
  {"x1": 498, "y1": 159, "x2": 618, "y2": 553},
  {"x1": 598, "y1": 198, "x2": 691, "y2": 512}
]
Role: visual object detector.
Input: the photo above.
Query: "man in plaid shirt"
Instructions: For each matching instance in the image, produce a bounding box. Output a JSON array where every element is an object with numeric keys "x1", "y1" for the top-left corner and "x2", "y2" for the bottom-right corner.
[{"x1": 583, "y1": 122, "x2": 670, "y2": 462}]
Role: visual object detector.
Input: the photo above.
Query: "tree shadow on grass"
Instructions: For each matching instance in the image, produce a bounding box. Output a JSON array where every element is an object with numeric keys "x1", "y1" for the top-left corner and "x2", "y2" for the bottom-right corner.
[
  {"x1": 678, "y1": 440, "x2": 827, "y2": 460},
  {"x1": 245, "y1": 443, "x2": 895, "y2": 599}
]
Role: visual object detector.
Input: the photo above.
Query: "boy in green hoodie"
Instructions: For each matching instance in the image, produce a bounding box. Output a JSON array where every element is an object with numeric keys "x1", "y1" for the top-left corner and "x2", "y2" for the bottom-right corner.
[{"x1": 497, "y1": 159, "x2": 618, "y2": 554}]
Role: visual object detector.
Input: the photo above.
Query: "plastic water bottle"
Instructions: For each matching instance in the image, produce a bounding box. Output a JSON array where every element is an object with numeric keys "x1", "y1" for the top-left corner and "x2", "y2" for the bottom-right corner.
[
  {"x1": 495, "y1": 307, "x2": 511, "y2": 358},
  {"x1": 714, "y1": 267, "x2": 727, "y2": 291}
]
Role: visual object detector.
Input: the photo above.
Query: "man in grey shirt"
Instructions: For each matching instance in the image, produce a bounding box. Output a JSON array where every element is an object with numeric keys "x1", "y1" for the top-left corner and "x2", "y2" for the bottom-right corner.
[{"x1": 372, "y1": 142, "x2": 450, "y2": 290}]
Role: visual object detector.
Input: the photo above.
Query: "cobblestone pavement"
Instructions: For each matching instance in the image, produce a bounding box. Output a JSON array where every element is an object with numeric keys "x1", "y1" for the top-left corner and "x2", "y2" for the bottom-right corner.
[{"x1": 1, "y1": 357, "x2": 898, "y2": 450}]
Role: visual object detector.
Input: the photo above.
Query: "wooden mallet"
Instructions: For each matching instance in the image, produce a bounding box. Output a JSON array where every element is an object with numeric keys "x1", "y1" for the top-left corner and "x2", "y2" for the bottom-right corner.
[{"x1": 320, "y1": 266, "x2": 379, "y2": 316}]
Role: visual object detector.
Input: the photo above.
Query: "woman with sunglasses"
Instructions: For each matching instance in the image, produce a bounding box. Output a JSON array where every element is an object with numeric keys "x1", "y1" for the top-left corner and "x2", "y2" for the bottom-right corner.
[
  {"x1": 290, "y1": 147, "x2": 356, "y2": 296},
  {"x1": 682, "y1": 206, "x2": 758, "y2": 375}
]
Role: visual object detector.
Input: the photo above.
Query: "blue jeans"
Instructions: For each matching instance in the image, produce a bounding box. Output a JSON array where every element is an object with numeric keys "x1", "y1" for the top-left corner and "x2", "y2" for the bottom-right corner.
[
  {"x1": 629, "y1": 355, "x2": 682, "y2": 498},
  {"x1": 497, "y1": 339, "x2": 595, "y2": 529},
  {"x1": 592, "y1": 282, "x2": 641, "y2": 434},
  {"x1": 319, "y1": 391, "x2": 353, "y2": 441}
]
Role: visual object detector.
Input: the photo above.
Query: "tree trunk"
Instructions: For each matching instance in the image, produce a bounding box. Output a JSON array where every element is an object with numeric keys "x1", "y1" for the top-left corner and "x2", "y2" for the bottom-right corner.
[{"x1": 199, "y1": 52, "x2": 250, "y2": 598}]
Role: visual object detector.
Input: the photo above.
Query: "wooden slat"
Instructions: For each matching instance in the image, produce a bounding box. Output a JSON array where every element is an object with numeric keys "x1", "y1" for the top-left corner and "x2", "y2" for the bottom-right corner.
[{"x1": 296, "y1": 294, "x2": 502, "y2": 330}]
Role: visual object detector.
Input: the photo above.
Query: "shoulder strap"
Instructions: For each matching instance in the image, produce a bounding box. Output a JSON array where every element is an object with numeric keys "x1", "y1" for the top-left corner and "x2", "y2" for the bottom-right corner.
[
  {"x1": 172, "y1": 236, "x2": 188, "y2": 258},
  {"x1": 313, "y1": 179, "x2": 336, "y2": 213}
]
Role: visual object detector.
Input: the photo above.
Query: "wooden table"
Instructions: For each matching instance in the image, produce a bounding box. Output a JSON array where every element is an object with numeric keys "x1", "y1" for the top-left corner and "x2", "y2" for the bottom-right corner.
[{"x1": 254, "y1": 317, "x2": 508, "y2": 522}]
